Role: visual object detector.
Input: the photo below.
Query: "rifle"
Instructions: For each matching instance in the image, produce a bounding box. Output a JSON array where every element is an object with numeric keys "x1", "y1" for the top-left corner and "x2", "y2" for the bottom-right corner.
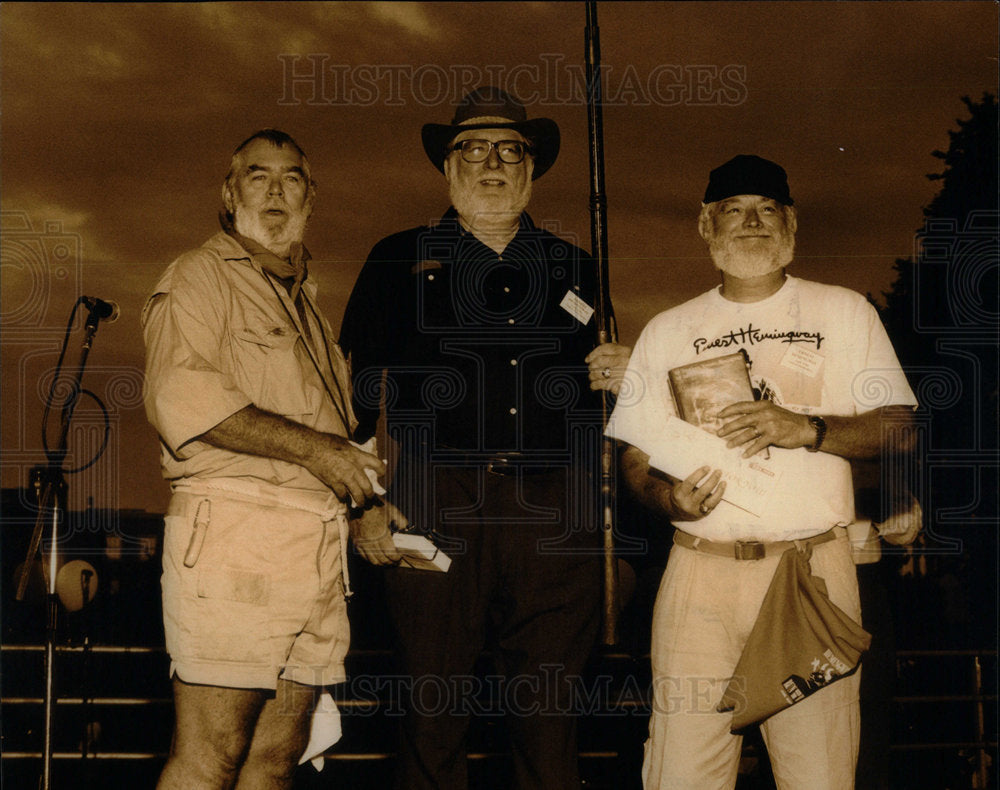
[{"x1": 585, "y1": 0, "x2": 619, "y2": 645}]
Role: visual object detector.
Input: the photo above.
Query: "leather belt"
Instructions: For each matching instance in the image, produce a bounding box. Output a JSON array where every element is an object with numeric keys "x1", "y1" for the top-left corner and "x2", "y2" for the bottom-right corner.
[
  {"x1": 673, "y1": 527, "x2": 839, "y2": 561},
  {"x1": 435, "y1": 451, "x2": 563, "y2": 477},
  {"x1": 484, "y1": 461, "x2": 560, "y2": 477},
  {"x1": 405, "y1": 448, "x2": 566, "y2": 477}
]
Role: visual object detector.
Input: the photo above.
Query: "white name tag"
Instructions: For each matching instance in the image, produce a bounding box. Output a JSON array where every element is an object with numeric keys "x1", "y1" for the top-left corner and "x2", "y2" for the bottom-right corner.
[
  {"x1": 780, "y1": 345, "x2": 824, "y2": 378},
  {"x1": 560, "y1": 290, "x2": 595, "y2": 325}
]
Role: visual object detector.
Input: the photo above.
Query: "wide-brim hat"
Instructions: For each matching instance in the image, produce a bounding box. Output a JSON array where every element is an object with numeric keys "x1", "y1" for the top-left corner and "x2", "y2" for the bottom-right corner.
[{"x1": 421, "y1": 86, "x2": 560, "y2": 180}]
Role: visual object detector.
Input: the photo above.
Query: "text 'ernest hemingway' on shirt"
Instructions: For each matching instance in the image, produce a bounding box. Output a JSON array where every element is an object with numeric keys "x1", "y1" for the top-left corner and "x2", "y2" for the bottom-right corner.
[{"x1": 693, "y1": 324, "x2": 825, "y2": 355}]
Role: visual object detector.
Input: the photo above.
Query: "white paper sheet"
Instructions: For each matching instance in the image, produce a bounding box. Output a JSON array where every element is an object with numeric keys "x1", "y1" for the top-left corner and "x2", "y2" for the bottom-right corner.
[{"x1": 646, "y1": 416, "x2": 781, "y2": 517}]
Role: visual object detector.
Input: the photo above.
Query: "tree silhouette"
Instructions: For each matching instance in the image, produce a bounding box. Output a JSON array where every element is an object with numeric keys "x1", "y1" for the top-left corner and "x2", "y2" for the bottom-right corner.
[
  {"x1": 873, "y1": 93, "x2": 998, "y2": 651},
  {"x1": 876, "y1": 93, "x2": 998, "y2": 367},
  {"x1": 926, "y1": 94, "x2": 999, "y2": 225}
]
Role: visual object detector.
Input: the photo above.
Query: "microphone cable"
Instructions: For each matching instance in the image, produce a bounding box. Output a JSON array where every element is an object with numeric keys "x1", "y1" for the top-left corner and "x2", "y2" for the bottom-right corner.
[{"x1": 39, "y1": 299, "x2": 111, "y2": 474}]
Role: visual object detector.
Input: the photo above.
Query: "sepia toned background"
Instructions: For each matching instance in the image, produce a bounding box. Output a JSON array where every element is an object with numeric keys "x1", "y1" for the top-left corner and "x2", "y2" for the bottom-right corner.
[{"x1": 1, "y1": 4, "x2": 996, "y2": 788}]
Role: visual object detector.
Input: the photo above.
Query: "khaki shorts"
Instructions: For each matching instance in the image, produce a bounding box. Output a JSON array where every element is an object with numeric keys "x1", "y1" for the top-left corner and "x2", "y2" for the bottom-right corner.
[{"x1": 161, "y1": 485, "x2": 350, "y2": 690}]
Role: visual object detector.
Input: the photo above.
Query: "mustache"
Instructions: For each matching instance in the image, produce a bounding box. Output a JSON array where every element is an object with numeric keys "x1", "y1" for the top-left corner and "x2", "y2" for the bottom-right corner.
[
  {"x1": 708, "y1": 229, "x2": 795, "y2": 277},
  {"x1": 233, "y1": 203, "x2": 310, "y2": 245},
  {"x1": 449, "y1": 177, "x2": 532, "y2": 219}
]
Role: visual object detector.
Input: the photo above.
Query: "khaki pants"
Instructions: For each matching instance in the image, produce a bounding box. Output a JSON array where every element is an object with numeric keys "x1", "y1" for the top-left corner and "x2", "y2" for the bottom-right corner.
[{"x1": 643, "y1": 532, "x2": 861, "y2": 790}]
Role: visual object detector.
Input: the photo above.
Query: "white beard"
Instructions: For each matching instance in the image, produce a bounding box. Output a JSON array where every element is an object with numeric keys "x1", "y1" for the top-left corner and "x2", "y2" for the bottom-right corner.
[
  {"x1": 449, "y1": 178, "x2": 532, "y2": 231},
  {"x1": 233, "y1": 203, "x2": 308, "y2": 255},
  {"x1": 709, "y1": 231, "x2": 795, "y2": 279}
]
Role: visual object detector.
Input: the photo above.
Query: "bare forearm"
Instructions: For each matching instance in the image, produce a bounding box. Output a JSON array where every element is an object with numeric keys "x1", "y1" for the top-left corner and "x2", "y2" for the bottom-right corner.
[
  {"x1": 199, "y1": 405, "x2": 338, "y2": 468},
  {"x1": 198, "y1": 405, "x2": 383, "y2": 503},
  {"x1": 622, "y1": 445, "x2": 675, "y2": 519},
  {"x1": 816, "y1": 405, "x2": 916, "y2": 459},
  {"x1": 718, "y1": 403, "x2": 917, "y2": 460}
]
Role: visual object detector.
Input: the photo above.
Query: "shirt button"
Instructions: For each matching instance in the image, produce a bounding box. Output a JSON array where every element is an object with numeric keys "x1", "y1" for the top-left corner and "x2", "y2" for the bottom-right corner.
[
  {"x1": 503, "y1": 286, "x2": 511, "y2": 293},
  {"x1": 510, "y1": 359, "x2": 517, "y2": 366},
  {"x1": 427, "y1": 274, "x2": 435, "y2": 281},
  {"x1": 508, "y1": 318, "x2": 515, "y2": 325},
  {"x1": 509, "y1": 407, "x2": 517, "y2": 415}
]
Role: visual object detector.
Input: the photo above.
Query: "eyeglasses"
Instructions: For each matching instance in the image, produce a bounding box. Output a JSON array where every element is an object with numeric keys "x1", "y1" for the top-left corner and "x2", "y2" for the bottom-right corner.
[{"x1": 450, "y1": 139, "x2": 531, "y2": 165}]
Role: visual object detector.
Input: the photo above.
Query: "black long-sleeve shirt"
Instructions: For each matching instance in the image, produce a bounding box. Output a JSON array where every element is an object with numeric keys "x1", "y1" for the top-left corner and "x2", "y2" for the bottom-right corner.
[{"x1": 340, "y1": 208, "x2": 608, "y2": 462}]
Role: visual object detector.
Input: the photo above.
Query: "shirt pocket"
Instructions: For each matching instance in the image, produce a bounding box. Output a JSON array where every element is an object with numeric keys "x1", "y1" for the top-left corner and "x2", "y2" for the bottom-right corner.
[{"x1": 230, "y1": 320, "x2": 312, "y2": 417}]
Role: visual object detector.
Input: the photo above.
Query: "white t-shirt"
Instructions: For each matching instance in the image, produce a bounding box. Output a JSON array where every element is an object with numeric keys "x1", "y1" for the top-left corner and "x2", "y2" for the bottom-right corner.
[{"x1": 607, "y1": 275, "x2": 916, "y2": 541}]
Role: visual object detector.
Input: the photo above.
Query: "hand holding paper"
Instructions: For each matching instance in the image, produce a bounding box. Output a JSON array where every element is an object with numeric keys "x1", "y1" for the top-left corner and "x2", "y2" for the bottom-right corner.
[
  {"x1": 667, "y1": 465, "x2": 726, "y2": 521},
  {"x1": 647, "y1": 416, "x2": 780, "y2": 517},
  {"x1": 348, "y1": 437, "x2": 386, "y2": 508}
]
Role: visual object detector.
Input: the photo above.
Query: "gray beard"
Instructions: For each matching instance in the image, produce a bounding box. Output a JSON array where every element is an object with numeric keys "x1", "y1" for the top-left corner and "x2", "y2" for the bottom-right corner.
[
  {"x1": 449, "y1": 179, "x2": 532, "y2": 231},
  {"x1": 234, "y1": 206, "x2": 307, "y2": 255},
  {"x1": 709, "y1": 233, "x2": 795, "y2": 279}
]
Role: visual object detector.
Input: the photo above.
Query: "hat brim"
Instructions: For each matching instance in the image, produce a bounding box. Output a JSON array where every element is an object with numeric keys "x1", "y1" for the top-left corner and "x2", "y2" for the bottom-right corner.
[{"x1": 421, "y1": 118, "x2": 560, "y2": 180}]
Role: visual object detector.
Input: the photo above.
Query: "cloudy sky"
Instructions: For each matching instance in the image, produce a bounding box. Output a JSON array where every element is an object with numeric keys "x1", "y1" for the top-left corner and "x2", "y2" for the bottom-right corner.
[{"x1": 2, "y1": 1, "x2": 996, "y2": 513}]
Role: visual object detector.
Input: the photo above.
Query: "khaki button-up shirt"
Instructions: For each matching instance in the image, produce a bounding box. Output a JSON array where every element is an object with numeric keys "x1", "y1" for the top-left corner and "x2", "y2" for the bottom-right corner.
[{"x1": 142, "y1": 232, "x2": 356, "y2": 493}]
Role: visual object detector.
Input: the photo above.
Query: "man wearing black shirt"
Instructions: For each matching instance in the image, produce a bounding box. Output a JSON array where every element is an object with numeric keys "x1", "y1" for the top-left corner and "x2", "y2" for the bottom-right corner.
[{"x1": 340, "y1": 87, "x2": 628, "y2": 790}]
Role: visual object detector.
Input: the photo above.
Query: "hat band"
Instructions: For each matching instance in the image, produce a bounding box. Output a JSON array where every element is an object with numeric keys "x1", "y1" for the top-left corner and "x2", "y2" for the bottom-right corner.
[{"x1": 458, "y1": 115, "x2": 520, "y2": 126}]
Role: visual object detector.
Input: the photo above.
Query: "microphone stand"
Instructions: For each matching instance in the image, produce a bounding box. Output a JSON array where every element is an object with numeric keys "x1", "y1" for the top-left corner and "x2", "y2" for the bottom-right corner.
[{"x1": 17, "y1": 304, "x2": 106, "y2": 789}]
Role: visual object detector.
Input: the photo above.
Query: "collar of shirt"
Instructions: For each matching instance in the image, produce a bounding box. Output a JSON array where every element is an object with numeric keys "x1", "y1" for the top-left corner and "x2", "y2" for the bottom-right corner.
[
  {"x1": 436, "y1": 206, "x2": 538, "y2": 244},
  {"x1": 214, "y1": 226, "x2": 353, "y2": 434},
  {"x1": 220, "y1": 218, "x2": 311, "y2": 301}
]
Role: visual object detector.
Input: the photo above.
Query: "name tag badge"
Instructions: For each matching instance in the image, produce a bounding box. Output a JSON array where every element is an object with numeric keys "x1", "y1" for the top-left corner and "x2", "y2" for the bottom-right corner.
[
  {"x1": 560, "y1": 290, "x2": 595, "y2": 325},
  {"x1": 780, "y1": 345, "x2": 824, "y2": 377}
]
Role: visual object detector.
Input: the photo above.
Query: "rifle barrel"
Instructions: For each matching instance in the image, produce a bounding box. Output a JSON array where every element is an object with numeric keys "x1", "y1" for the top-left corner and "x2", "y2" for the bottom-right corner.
[{"x1": 585, "y1": 0, "x2": 620, "y2": 646}]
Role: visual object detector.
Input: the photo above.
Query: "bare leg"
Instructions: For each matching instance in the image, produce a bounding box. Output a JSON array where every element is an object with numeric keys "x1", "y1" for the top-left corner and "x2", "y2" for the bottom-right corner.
[
  {"x1": 235, "y1": 679, "x2": 318, "y2": 790},
  {"x1": 157, "y1": 677, "x2": 268, "y2": 790}
]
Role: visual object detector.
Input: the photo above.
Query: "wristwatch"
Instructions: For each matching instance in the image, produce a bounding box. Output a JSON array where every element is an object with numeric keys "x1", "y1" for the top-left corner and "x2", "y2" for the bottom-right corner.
[{"x1": 806, "y1": 415, "x2": 827, "y2": 452}]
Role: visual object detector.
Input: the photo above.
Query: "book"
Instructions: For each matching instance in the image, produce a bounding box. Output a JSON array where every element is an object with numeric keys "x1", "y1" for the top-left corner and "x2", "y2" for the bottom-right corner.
[
  {"x1": 392, "y1": 532, "x2": 452, "y2": 572},
  {"x1": 668, "y1": 350, "x2": 756, "y2": 435},
  {"x1": 652, "y1": 350, "x2": 780, "y2": 515}
]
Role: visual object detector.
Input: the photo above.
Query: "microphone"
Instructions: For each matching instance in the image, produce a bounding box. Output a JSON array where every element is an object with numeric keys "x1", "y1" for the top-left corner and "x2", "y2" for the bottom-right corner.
[{"x1": 80, "y1": 296, "x2": 120, "y2": 323}]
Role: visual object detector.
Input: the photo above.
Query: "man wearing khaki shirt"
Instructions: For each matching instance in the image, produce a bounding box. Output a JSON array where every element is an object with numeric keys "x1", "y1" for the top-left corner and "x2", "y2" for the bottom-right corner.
[{"x1": 143, "y1": 129, "x2": 403, "y2": 790}]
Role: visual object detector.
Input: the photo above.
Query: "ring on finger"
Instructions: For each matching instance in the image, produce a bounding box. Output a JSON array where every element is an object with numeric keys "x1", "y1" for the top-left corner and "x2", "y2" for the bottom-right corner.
[
  {"x1": 699, "y1": 503, "x2": 710, "y2": 515},
  {"x1": 601, "y1": 367, "x2": 611, "y2": 379}
]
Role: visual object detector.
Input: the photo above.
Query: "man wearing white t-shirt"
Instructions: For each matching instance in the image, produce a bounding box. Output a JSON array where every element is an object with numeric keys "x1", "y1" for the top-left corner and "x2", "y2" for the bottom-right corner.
[{"x1": 606, "y1": 155, "x2": 917, "y2": 789}]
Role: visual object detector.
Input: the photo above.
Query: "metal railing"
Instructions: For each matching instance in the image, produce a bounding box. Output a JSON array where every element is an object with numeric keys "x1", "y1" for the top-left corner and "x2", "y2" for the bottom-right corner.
[{"x1": 2, "y1": 644, "x2": 995, "y2": 784}]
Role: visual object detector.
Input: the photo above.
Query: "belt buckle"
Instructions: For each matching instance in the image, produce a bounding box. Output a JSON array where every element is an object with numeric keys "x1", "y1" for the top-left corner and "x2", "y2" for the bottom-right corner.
[
  {"x1": 486, "y1": 458, "x2": 513, "y2": 476},
  {"x1": 734, "y1": 540, "x2": 765, "y2": 561}
]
